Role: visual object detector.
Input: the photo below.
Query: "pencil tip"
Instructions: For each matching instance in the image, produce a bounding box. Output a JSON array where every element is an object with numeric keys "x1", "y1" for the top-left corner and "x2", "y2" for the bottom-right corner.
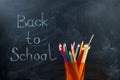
[
  {"x1": 78, "y1": 44, "x2": 80, "y2": 47},
  {"x1": 63, "y1": 43, "x2": 66, "y2": 46},
  {"x1": 88, "y1": 34, "x2": 94, "y2": 45},
  {"x1": 73, "y1": 42, "x2": 75, "y2": 46},
  {"x1": 59, "y1": 44, "x2": 62, "y2": 51}
]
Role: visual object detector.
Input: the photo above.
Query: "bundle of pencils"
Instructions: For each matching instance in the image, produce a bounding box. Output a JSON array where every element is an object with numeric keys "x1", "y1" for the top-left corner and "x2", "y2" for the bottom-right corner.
[{"x1": 59, "y1": 35, "x2": 94, "y2": 80}]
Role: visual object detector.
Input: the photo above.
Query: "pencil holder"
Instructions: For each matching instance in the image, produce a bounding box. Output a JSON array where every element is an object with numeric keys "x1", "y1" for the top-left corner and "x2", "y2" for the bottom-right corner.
[
  {"x1": 64, "y1": 62, "x2": 85, "y2": 80},
  {"x1": 59, "y1": 35, "x2": 94, "y2": 80}
]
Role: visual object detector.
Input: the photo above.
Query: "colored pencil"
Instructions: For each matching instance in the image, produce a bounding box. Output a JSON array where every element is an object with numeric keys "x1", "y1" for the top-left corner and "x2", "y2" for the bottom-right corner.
[
  {"x1": 75, "y1": 44, "x2": 80, "y2": 58},
  {"x1": 59, "y1": 44, "x2": 68, "y2": 63}
]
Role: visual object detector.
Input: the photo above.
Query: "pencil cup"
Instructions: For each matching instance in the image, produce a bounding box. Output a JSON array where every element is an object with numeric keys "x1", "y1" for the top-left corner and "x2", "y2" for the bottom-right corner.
[{"x1": 64, "y1": 62, "x2": 85, "y2": 80}]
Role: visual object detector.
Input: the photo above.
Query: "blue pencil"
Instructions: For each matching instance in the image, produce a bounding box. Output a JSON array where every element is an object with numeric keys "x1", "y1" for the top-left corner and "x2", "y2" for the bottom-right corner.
[{"x1": 75, "y1": 44, "x2": 80, "y2": 58}]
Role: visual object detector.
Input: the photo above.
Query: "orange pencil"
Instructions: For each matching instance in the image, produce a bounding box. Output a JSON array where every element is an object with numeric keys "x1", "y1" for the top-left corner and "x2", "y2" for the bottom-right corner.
[
  {"x1": 68, "y1": 62, "x2": 79, "y2": 80},
  {"x1": 64, "y1": 62, "x2": 74, "y2": 80},
  {"x1": 78, "y1": 62, "x2": 85, "y2": 80},
  {"x1": 80, "y1": 64, "x2": 85, "y2": 80}
]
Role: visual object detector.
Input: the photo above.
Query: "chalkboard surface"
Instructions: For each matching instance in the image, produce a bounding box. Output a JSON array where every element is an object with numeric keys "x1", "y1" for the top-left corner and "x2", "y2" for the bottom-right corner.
[{"x1": 0, "y1": 0, "x2": 120, "y2": 80}]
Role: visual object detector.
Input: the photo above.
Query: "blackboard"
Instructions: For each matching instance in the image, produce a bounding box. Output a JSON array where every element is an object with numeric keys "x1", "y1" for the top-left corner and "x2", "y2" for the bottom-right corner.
[{"x1": 0, "y1": 0, "x2": 120, "y2": 80}]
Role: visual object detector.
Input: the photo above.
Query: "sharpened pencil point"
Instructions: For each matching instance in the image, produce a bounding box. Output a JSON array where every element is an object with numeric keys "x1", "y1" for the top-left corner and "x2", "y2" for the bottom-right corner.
[{"x1": 88, "y1": 34, "x2": 94, "y2": 46}]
